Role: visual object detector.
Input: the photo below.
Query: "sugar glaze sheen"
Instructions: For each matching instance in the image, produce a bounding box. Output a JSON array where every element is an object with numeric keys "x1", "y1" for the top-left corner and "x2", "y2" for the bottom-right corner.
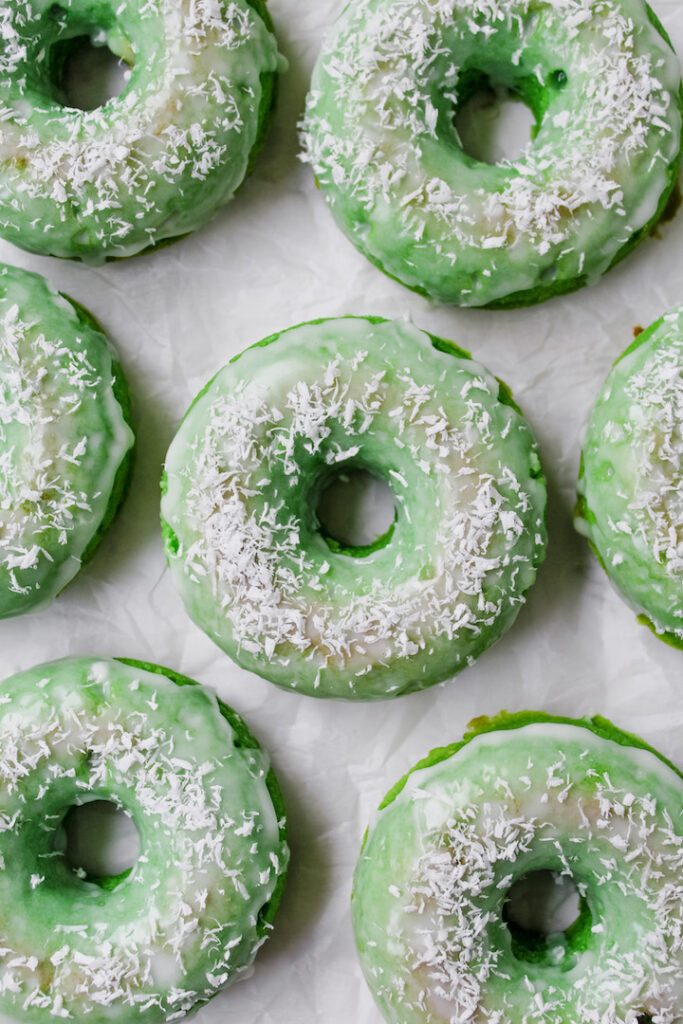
[{"x1": 0, "y1": 263, "x2": 134, "y2": 618}]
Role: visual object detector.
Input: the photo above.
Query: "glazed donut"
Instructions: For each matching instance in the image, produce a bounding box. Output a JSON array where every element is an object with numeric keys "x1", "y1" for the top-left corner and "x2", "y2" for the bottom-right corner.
[
  {"x1": 352, "y1": 711, "x2": 683, "y2": 1024},
  {"x1": 301, "y1": 0, "x2": 683, "y2": 308},
  {"x1": 0, "y1": 655, "x2": 288, "y2": 1023},
  {"x1": 576, "y1": 306, "x2": 683, "y2": 648},
  {"x1": 161, "y1": 316, "x2": 547, "y2": 700},
  {"x1": 0, "y1": 0, "x2": 283, "y2": 261},
  {"x1": 0, "y1": 263, "x2": 134, "y2": 619}
]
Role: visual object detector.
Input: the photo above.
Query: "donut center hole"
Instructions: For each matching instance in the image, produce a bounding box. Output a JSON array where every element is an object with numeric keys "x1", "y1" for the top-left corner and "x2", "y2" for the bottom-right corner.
[
  {"x1": 63, "y1": 800, "x2": 140, "y2": 884},
  {"x1": 47, "y1": 21, "x2": 131, "y2": 113},
  {"x1": 503, "y1": 871, "x2": 589, "y2": 968},
  {"x1": 316, "y1": 468, "x2": 395, "y2": 552},
  {"x1": 505, "y1": 871, "x2": 580, "y2": 934},
  {"x1": 60, "y1": 35, "x2": 129, "y2": 111},
  {"x1": 454, "y1": 82, "x2": 536, "y2": 164}
]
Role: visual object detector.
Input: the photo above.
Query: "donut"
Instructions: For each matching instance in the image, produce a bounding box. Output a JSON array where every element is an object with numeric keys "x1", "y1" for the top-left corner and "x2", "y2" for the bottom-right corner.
[
  {"x1": 352, "y1": 711, "x2": 683, "y2": 1024},
  {"x1": 576, "y1": 307, "x2": 683, "y2": 649},
  {"x1": 0, "y1": 0, "x2": 283, "y2": 261},
  {"x1": 0, "y1": 655, "x2": 288, "y2": 1023},
  {"x1": 300, "y1": 0, "x2": 683, "y2": 309},
  {"x1": 0, "y1": 264, "x2": 134, "y2": 619},
  {"x1": 161, "y1": 316, "x2": 547, "y2": 700}
]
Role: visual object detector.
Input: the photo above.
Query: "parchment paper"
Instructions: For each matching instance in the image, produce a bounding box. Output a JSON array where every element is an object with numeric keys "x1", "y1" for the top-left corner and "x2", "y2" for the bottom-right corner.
[{"x1": 1, "y1": 2, "x2": 682, "y2": 1021}]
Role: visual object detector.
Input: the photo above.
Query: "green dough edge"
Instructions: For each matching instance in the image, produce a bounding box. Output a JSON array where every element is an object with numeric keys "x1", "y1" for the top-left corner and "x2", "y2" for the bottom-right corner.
[{"x1": 373, "y1": 709, "x2": 682, "y2": 819}]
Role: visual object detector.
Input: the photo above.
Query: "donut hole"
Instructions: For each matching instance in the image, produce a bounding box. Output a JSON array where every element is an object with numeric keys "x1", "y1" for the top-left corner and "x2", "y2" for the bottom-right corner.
[
  {"x1": 62, "y1": 799, "x2": 140, "y2": 887},
  {"x1": 503, "y1": 871, "x2": 590, "y2": 969},
  {"x1": 454, "y1": 80, "x2": 536, "y2": 165},
  {"x1": 316, "y1": 467, "x2": 396, "y2": 554},
  {"x1": 505, "y1": 870, "x2": 580, "y2": 932},
  {"x1": 58, "y1": 34, "x2": 130, "y2": 111}
]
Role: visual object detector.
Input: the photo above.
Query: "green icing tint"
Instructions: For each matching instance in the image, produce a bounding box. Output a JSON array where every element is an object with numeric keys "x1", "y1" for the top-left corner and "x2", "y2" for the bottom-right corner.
[
  {"x1": 0, "y1": 0, "x2": 284, "y2": 261},
  {"x1": 0, "y1": 263, "x2": 135, "y2": 619},
  {"x1": 0, "y1": 656, "x2": 288, "y2": 1024},
  {"x1": 161, "y1": 316, "x2": 547, "y2": 700},
  {"x1": 301, "y1": 0, "x2": 683, "y2": 308},
  {"x1": 576, "y1": 305, "x2": 683, "y2": 646},
  {"x1": 352, "y1": 712, "x2": 683, "y2": 1023}
]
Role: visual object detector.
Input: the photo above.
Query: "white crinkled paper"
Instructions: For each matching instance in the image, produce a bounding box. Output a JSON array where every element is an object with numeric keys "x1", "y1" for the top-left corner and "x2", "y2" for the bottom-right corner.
[{"x1": 1, "y1": 1, "x2": 682, "y2": 1022}]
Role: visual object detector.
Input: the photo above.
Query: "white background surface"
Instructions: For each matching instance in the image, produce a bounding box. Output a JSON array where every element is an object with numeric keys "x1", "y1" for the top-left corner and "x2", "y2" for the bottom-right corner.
[{"x1": 2, "y1": 1, "x2": 683, "y2": 1021}]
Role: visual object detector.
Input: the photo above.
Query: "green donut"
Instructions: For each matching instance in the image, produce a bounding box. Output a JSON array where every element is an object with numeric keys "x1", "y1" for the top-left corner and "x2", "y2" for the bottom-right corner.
[
  {"x1": 0, "y1": 263, "x2": 135, "y2": 619},
  {"x1": 301, "y1": 0, "x2": 683, "y2": 309},
  {"x1": 0, "y1": 655, "x2": 288, "y2": 1024},
  {"x1": 161, "y1": 316, "x2": 547, "y2": 701},
  {"x1": 352, "y1": 711, "x2": 683, "y2": 1024},
  {"x1": 576, "y1": 307, "x2": 683, "y2": 649},
  {"x1": 0, "y1": 0, "x2": 283, "y2": 261}
]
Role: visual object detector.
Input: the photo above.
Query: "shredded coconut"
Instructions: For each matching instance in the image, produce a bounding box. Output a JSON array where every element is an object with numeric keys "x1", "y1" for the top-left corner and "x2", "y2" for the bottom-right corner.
[
  {"x1": 0, "y1": 0, "x2": 281, "y2": 258},
  {"x1": 623, "y1": 332, "x2": 683, "y2": 578},
  {"x1": 0, "y1": 302, "x2": 98, "y2": 592}
]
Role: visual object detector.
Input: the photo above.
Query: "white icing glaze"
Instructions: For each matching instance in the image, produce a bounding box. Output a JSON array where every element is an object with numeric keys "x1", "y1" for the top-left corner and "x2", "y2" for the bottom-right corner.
[
  {"x1": 390, "y1": 722, "x2": 683, "y2": 812},
  {"x1": 577, "y1": 305, "x2": 683, "y2": 640},
  {"x1": 621, "y1": 315, "x2": 683, "y2": 580}
]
